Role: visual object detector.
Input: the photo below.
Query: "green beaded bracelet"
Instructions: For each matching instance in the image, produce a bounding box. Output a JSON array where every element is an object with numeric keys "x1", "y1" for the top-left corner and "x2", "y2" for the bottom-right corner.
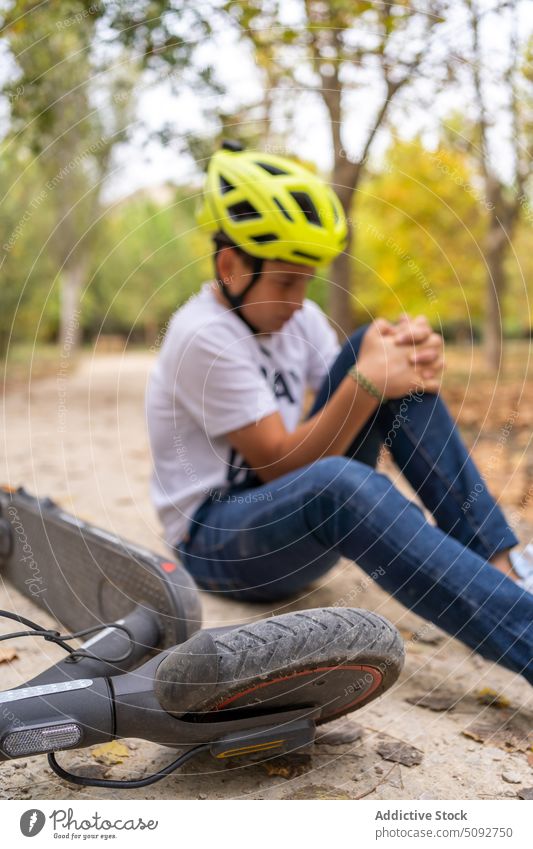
[{"x1": 347, "y1": 365, "x2": 384, "y2": 402}]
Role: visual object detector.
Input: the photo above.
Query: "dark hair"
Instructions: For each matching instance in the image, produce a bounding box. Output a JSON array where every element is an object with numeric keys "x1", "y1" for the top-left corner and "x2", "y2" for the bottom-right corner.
[{"x1": 213, "y1": 232, "x2": 256, "y2": 268}]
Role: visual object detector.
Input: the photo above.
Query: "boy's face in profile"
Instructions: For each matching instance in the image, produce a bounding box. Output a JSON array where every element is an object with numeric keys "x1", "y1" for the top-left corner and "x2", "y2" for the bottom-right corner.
[{"x1": 215, "y1": 246, "x2": 315, "y2": 334}]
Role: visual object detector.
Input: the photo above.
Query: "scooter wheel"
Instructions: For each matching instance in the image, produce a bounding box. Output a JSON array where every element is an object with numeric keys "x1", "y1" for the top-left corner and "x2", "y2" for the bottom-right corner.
[{"x1": 155, "y1": 607, "x2": 404, "y2": 725}]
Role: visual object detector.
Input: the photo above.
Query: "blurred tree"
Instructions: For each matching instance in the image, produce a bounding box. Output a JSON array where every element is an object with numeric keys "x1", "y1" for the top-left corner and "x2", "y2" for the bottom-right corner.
[
  {"x1": 0, "y1": 152, "x2": 57, "y2": 357},
  {"x1": 354, "y1": 138, "x2": 488, "y2": 334},
  {"x1": 103, "y1": 1, "x2": 450, "y2": 335},
  {"x1": 504, "y1": 216, "x2": 533, "y2": 335},
  {"x1": 1, "y1": 0, "x2": 133, "y2": 350},
  {"x1": 88, "y1": 188, "x2": 212, "y2": 345},
  {"x1": 221, "y1": 0, "x2": 448, "y2": 337},
  {"x1": 1, "y1": 0, "x2": 222, "y2": 351},
  {"x1": 447, "y1": 1, "x2": 532, "y2": 369},
  {"x1": 98, "y1": 0, "x2": 225, "y2": 160}
]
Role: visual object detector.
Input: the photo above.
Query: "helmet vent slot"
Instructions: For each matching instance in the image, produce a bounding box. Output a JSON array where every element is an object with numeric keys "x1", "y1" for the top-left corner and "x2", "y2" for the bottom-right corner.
[
  {"x1": 251, "y1": 233, "x2": 278, "y2": 244},
  {"x1": 273, "y1": 197, "x2": 293, "y2": 221},
  {"x1": 227, "y1": 200, "x2": 262, "y2": 221},
  {"x1": 255, "y1": 161, "x2": 289, "y2": 176},
  {"x1": 219, "y1": 175, "x2": 236, "y2": 195},
  {"x1": 290, "y1": 192, "x2": 321, "y2": 226},
  {"x1": 292, "y1": 249, "x2": 321, "y2": 262}
]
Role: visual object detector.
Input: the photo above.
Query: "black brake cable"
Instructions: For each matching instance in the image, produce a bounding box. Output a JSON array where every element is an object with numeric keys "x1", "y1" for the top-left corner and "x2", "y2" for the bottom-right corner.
[
  {"x1": 2, "y1": 609, "x2": 210, "y2": 787},
  {"x1": 0, "y1": 609, "x2": 135, "y2": 663},
  {"x1": 48, "y1": 744, "x2": 211, "y2": 789}
]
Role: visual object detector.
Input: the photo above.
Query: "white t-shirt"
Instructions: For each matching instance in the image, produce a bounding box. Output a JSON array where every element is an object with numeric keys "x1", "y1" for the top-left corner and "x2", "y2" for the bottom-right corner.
[{"x1": 146, "y1": 281, "x2": 341, "y2": 546}]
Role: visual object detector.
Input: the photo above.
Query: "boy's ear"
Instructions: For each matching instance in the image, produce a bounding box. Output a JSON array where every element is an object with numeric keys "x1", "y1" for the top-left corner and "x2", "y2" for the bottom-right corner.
[{"x1": 216, "y1": 245, "x2": 236, "y2": 283}]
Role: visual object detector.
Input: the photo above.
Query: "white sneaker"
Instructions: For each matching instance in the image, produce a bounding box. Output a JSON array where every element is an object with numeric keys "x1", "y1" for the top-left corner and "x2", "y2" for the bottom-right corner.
[{"x1": 509, "y1": 544, "x2": 533, "y2": 594}]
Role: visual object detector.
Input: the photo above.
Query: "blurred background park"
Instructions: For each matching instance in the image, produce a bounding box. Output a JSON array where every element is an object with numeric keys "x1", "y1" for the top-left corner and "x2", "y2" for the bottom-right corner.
[
  {"x1": 1, "y1": 2, "x2": 533, "y2": 801},
  {"x1": 1, "y1": 0, "x2": 532, "y2": 521},
  {"x1": 1, "y1": 0, "x2": 532, "y2": 366}
]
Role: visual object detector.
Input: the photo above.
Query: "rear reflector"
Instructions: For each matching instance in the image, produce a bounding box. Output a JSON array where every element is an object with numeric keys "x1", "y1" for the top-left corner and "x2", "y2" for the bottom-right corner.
[{"x1": 2, "y1": 723, "x2": 82, "y2": 757}]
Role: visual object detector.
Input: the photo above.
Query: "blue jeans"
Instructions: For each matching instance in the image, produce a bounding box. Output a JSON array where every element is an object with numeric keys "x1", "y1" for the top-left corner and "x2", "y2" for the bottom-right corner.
[{"x1": 176, "y1": 327, "x2": 533, "y2": 684}]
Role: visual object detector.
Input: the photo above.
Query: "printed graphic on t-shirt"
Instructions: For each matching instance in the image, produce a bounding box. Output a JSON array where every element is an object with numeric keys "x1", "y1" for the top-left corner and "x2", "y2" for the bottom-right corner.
[
  {"x1": 225, "y1": 363, "x2": 299, "y2": 486},
  {"x1": 259, "y1": 365, "x2": 296, "y2": 405},
  {"x1": 226, "y1": 446, "x2": 258, "y2": 487},
  {"x1": 146, "y1": 282, "x2": 341, "y2": 545}
]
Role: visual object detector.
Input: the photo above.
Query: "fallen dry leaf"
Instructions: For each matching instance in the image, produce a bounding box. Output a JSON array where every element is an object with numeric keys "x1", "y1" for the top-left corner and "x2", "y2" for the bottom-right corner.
[
  {"x1": 462, "y1": 711, "x2": 532, "y2": 753},
  {"x1": 69, "y1": 760, "x2": 111, "y2": 780},
  {"x1": 406, "y1": 691, "x2": 459, "y2": 712},
  {"x1": 285, "y1": 784, "x2": 354, "y2": 800},
  {"x1": 376, "y1": 739, "x2": 423, "y2": 767},
  {"x1": 412, "y1": 626, "x2": 445, "y2": 646},
  {"x1": 261, "y1": 754, "x2": 311, "y2": 779},
  {"x1": 518, "y1": 787, "x2": 533, "y2": 800},
  {"x1": 0, "y1": 647, "x2": 18, "y2": 664},
  {"x1": 91, "y1": 741, "x2": 130, "y2": 766},
  {"x1": 315, "y1": 722, "x2": 363, "y2": 746},
  {"x1": 476, "y1": 688, "x2": 511, "y2": 709}
]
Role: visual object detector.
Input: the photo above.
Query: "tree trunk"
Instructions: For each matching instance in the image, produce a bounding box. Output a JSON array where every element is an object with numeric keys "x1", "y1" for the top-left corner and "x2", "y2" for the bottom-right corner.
[
  {"x1": 329, "y1": 233, "x2": 355, "y2": 339},
  {"x1": 144, "y1": 318, "x2": 159, "y2": 348},
  {"x1": 483, "y1": 218, "x2": 508, "y2": 372},
  {"x1": 328, "y1": 165, "x2": 359, "y2": 339},
  {"x1": 59, "y1": 261, "x2": 86, "y2": 352},
  {"x1": 482, "y1": 177, "x2": 520, "y2": 373}
]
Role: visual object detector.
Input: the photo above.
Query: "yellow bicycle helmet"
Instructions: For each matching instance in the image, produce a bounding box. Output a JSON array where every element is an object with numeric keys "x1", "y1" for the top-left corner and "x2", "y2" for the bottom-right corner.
[
  {"x1": 198, "y1": 140, "x2": 347, "y2": 265},
  {"x1": 197, "y1": 141, "x2": 348, "y2": 332}
]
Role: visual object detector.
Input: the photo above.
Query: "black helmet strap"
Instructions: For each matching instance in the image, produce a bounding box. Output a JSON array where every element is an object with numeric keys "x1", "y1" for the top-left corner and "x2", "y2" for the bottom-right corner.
[{"x1": 213, "y1": 239, "x2": 264, "y2": 335}]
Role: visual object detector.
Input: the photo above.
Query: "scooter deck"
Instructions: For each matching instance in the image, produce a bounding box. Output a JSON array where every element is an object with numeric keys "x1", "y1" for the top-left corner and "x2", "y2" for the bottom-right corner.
[{"x1": 0, "y1": 486, "x2": 201, "y2": 647}]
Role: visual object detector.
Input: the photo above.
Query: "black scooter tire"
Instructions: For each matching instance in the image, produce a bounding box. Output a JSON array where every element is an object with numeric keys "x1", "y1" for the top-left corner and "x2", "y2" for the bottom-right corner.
[{"x1": 155, "y1": 607, "x2": 404, "y2": 725}]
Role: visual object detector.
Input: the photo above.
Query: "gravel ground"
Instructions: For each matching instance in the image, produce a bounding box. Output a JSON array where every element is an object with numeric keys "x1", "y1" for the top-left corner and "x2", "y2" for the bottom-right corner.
[{"x1": 1, "y1": 352, "x2": 531, "y2": 800}]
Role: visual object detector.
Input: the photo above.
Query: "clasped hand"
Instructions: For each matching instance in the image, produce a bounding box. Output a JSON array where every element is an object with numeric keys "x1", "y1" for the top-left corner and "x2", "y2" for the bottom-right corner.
[{"x1": 357, "y1": 313, "x2": 444, "y2": 400}]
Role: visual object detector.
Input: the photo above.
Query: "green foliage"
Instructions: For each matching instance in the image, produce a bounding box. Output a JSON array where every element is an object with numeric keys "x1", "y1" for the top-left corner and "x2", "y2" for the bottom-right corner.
[
  {"x1": 0, "y1": 0, "x2": 223, "y2": 352},
  {"x1": 0, "y1": 143, "x2": 211, "y2": 355},
  {"x1": 0, "y1": 152, "x2": 59, "y2": 356},
  {"x1": 353, "y1": 138, "x2": 490, "y2": 332},
  {"x1": 1, "y1": 0, "x2": 120, "y2": 351},
  {"x1": 503, "y1": 218, "x2": 533, "y2": 332},
  {"x1": 3, "y1": 135, "x2": 531, "y2": 359},
  {"x1": 86, "y1": 188, "x2": 212, "y2": 343},
  {"x1": 1, "y1": 0, "x2": 530, "y2": 354}
]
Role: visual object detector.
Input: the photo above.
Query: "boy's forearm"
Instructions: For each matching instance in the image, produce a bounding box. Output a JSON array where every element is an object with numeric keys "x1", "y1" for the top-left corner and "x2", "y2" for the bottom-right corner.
[{"x1": 258, "y1": 375, "x2": 379, "y2": 481}]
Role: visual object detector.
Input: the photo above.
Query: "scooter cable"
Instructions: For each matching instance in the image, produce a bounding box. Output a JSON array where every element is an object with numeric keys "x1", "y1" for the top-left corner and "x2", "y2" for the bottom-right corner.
[
  {"x1": 0, "y1": 609, "x2": 135, "y2": 663},
  {"x1": 48, "y1": 744, "x2": 211, "y2": 789}
]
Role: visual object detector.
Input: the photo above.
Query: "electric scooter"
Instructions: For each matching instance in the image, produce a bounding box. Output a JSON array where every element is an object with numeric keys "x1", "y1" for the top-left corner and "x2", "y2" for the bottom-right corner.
[{"x1": 0, "y1": 486, "x2": 404, "y2": 789}]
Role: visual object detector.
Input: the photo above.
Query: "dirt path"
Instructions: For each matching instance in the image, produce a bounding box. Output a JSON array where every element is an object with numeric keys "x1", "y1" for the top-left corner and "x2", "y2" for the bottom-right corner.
[{"x1": 1, "y1": 352, "x2": 532, "y2": 800}]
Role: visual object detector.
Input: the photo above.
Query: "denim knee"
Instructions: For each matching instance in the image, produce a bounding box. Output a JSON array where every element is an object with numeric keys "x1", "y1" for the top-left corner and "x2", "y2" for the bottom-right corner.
[
  {"x1": 307, "y1": 454, "x2": 374, "y2": 479},
  {"x1": 302, "y1": 455, "x2": 422, "y2": 532},
  {"x1": 302, "y1": 456, "x2": 387, "y2": 507}
]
